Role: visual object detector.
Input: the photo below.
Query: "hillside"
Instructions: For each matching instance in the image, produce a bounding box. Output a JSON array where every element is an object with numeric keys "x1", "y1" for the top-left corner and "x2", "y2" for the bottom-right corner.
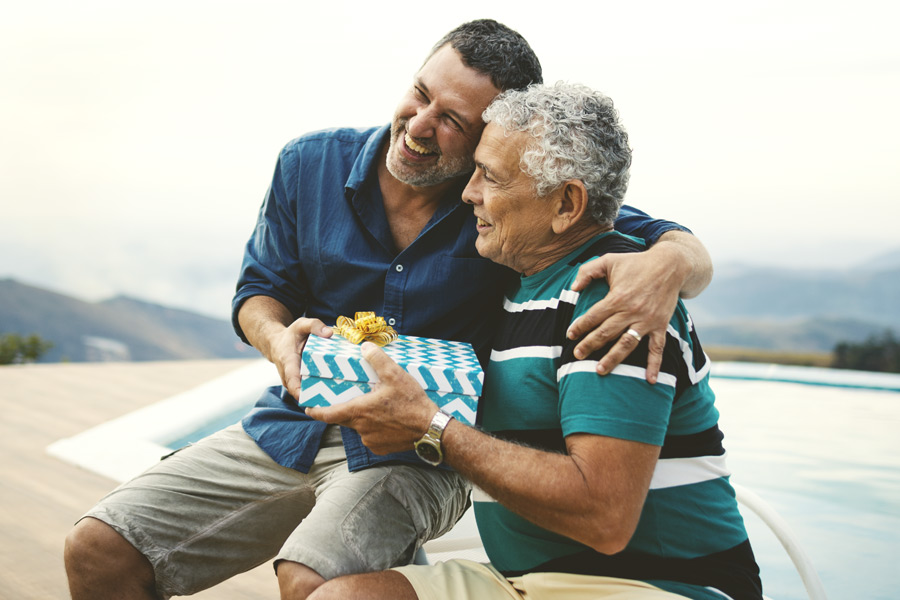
[
  {"x1": 0, "y1": 279, "x2": 254, "y2": 362},
  {"x1": 3, "y1": 248, "x2": 900, "y2": 362},
  {"x1": 684, "y1": 257, "x2": 900, "y2": 352}
]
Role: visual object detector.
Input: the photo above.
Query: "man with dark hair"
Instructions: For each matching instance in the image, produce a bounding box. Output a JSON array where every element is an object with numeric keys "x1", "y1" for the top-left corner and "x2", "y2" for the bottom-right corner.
[
  {"x1": 65, "y1": 19, "x2": 713, "y2": 600},
  {"x1": 425, "y1": 18, "x2": 542, "y2": 91}
]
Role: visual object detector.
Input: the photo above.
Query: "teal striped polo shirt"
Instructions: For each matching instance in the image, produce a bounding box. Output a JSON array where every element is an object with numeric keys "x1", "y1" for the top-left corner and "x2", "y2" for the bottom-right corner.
[{"x1": 474, "y1": 231, "x2": 762, "y2": 600}]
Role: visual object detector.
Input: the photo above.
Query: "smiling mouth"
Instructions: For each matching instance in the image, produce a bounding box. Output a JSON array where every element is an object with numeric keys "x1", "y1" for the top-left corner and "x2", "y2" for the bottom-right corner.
[
  {"x1": 476, "y1": 217, "x2": 491, "y2": 228},
  {"x1": 404, "y1": 132, "x2": 436, "y2": 156}
]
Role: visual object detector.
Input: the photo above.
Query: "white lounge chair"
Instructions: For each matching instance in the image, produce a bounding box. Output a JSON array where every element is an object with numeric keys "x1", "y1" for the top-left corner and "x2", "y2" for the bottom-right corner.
[{"x1": 733, "y1": 483, "x2": 828, "y2": 600}]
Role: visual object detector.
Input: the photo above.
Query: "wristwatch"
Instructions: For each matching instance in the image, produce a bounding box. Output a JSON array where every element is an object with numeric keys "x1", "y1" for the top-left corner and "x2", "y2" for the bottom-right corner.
[{"x1": 414, "y1": 410, "x2": 453, "y2": 466}]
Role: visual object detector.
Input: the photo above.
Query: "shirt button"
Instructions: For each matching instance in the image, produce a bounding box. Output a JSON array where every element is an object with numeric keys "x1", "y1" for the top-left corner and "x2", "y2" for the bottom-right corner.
[
  {"x1": 388, "y1": 318, "x2": 396, "y2": 326},
  {"x1": 395, "y1": 264, "x2": 404, "y2": 272}
]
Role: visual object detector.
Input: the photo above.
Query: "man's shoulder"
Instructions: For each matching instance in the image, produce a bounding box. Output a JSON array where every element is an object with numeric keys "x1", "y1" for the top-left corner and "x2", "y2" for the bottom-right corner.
[
  {"x1": 282, "y1": 125, "x2": 385, "y2": 153},
  {"x1": 565, "y1": 231, "x2": 647, "y2": 272}
]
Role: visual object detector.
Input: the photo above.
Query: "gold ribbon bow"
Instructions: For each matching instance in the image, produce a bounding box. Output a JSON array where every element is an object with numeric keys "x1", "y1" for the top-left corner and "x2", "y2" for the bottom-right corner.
[{"x1": 335, "y1": 311, "x2": 398, "y2": 346}]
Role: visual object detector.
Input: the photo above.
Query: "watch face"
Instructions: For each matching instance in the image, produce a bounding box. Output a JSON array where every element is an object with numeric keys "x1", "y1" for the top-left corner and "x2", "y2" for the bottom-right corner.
[{"x1": 415, "y1": 441, "x2": 441, "y2": 464}]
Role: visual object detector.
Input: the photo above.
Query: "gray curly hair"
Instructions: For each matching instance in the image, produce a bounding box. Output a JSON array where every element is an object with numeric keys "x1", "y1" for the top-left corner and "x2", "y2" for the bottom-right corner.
[{"x1": 482, "y1": 82, "x2": 631, "y2": 226}]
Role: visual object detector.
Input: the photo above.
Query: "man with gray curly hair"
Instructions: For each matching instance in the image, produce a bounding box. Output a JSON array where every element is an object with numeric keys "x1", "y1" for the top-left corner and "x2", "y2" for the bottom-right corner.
[
  {"x1": 305, "y1": 82, "x2": 762, "y2": 600},
  {"x1": 482, "y1": 81, "x2": 632, "y2": 227}
]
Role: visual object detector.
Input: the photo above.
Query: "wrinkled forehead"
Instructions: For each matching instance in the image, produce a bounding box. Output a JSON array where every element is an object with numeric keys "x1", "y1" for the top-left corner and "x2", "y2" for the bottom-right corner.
[{"x1": 475, "y1": 123, "x2": 530, "y2": 173}]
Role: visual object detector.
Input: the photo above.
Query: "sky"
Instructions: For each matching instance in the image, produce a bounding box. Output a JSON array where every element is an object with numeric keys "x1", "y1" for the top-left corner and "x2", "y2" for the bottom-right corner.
[{"x1": 2, "y1": 0, "x2": 899, "y2": 319}]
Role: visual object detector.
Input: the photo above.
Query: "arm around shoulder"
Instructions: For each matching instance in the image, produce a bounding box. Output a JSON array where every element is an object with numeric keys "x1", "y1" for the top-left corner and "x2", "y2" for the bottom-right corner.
[{"x1": 652, "y1": 230, "x2": 713, "y2": 300}]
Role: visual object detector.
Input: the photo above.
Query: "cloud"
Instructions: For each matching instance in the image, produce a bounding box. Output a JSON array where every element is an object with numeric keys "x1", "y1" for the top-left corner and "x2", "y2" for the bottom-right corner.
[{"x1": 2, "y1": 0, "x2": 899, "y2": 316}]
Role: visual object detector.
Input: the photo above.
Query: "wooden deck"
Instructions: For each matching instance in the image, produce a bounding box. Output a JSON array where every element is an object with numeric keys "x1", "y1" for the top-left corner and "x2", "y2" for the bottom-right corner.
[{"x1": 0, "y1": 359, "x2": 279, "y2": 599}]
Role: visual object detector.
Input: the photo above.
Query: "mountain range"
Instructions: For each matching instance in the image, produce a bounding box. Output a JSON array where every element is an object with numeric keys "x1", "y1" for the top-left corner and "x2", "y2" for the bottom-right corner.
[
  {"x1": 684, "y1": 254, "x2": 900, "y2": 352},
  {"x1": 2, "y1": 248, "x2": 899, "y2": 363},
  {"x1": 0, "y1": 279, "x2": 254, "y2": 362}
]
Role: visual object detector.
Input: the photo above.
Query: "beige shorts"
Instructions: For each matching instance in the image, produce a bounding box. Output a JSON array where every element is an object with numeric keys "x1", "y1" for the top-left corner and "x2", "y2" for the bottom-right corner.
[
  {"x1": 393, "y1": 560, "x2": 693, "y2": 600},
  {"x1": 82, "y1": 424, "x2": 469, "y2": 599}
]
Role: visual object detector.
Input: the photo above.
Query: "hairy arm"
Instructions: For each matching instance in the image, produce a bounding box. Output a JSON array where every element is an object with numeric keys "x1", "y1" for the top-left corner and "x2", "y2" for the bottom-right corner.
[
  {"x1": 567, "y1": 230, "x2": 713, "y2": 382},
  {"x1": 238, "y1": 296, "x2": 332, "y2": 400},
  {"x1": 444, "y1": 424, "x2": 659, "y2": 553}
]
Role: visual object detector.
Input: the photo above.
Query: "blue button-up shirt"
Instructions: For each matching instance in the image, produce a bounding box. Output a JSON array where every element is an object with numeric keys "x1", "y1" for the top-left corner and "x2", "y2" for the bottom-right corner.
[{"x1": 233, "y1": 125, "x2": 688, "y2": 473}]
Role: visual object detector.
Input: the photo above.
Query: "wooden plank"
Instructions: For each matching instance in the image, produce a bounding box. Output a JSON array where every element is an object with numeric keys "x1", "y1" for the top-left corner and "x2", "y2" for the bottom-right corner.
[{"x1": 0, "y1": 360, "x2": 278, "y2": 599}]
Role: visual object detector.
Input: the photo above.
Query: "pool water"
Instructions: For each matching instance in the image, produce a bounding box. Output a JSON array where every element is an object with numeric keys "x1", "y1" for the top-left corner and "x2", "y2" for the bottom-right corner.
[
  {"x1": 712, "y1": 378, "x2": 899, "y2": 600},
  {"x1": 167, "y1": 375, "x2": 900, "y2": 600},
  {"x1": 166, "y1": 404, "x2": 251, "y2": 450}
]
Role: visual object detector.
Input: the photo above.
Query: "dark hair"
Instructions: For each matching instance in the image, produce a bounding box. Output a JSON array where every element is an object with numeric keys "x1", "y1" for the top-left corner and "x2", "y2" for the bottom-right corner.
[{"x1": 427, "y1": 19, "x2": 543, "y2": 91}]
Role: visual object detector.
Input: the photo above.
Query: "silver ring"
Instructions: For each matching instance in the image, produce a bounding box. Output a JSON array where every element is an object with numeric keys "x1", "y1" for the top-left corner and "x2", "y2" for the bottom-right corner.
[{"x1": 625, "y1": 328, "x2": 642, "y2": 342}]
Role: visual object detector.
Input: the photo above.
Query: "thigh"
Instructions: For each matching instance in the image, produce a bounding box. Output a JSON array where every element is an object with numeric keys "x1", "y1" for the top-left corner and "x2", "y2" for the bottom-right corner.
[
  {"x1": 394, "y1": 560, "x2": 523, "y2": 600},
  {"x1": 278, "y1": 463, "x2": 470, "y2": 580},
  {"x1": 83, "y1": 424, "x2": 318, "y2": 597},
  {"x1": 514, "y1": 573, "x2": 692, "y2": 599},
  {"x1": 394, "y1": 564, "x2": 693, "y2": 600}
]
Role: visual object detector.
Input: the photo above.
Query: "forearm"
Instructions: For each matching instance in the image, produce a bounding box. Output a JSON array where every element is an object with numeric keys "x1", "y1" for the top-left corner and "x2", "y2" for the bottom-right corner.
[
  {"x1": 652, "y1": 230, "x2": 713, "y2": 299},
  {"x1": 441, "y1": 422, "x2": 645, "y2": 553},
  {"x1": 237, "y1": 295, "x2": 295, "y2": 361}
]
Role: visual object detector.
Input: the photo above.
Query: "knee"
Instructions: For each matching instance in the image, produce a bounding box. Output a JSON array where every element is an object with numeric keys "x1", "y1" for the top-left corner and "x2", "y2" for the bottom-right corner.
[
  {"x1": 65, "y1": 518, "x2": 158, "y2": 599},
  {"x1": 65, "y1": 517, "x2": 148, "y2": 576},
  {"x1": 277, "y1": 561, "x2": 326, "y2": 600},
  {"x1": 65, "y1": 518, "x2": 116, "y2": 564},
  {"x1": 306, "y1": 578, "x2": 341, "y2": 600}
]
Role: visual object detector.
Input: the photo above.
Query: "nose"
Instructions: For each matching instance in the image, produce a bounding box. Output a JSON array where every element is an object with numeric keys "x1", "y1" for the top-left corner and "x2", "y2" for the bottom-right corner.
[
  {"x1": 461, "y1": 170, "x2": 483, "y2": 205},
  {"x1": 407, "y1": 106, "x2": 439, "y2": 139}
]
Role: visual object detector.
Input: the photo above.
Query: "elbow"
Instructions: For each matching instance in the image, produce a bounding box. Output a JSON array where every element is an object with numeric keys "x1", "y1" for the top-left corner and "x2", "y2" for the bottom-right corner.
[
  {"x1": 580, "y1": 508, "x2": 639, "y2": 555},
  {"x1": 555, "y1": 474, "x2": 647, "y2": 554},
  {"x1": 585, "y1": 529, "x2": 633, "y2": 556}
]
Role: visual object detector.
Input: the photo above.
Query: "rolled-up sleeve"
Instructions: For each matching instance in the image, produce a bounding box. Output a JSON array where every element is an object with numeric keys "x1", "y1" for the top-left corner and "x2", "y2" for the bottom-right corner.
[
  {"x1": 231, "y1": 147, "x2": 309, "y2": 344},
  {"x1": 615, "y1": 204, "x2": 692, "y2": 245}
]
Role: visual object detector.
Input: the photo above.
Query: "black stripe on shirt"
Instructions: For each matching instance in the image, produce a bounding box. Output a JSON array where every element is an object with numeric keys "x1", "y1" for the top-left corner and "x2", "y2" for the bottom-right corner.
[
  {"x1": 504, "y1": 539, "x2": 763, "y2": 600},
  {"x1": 491, "y1": 429, "x2": 567, "y2": 454},
  {"x1": 492, "y1": 300, "x2": 575, "y2": 352},
  {"x1": 659, "y1": 424, "x2": 725, "y2": 459},
  {"x1": 559, "y1": 332, "x2": 684, "y2": 386}
]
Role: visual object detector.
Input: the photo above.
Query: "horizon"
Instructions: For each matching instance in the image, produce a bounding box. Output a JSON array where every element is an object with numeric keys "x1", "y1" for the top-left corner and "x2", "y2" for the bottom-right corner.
[
  {"x1": 6, "y1": 240, "x2": 900, "y2": 322},
  {"x1": 2, "y1": 0, "x2": 899, "y2": 320}
]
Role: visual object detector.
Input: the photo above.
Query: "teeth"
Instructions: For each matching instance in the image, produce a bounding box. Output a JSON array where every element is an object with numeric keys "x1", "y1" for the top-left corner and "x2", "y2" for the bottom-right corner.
[
  {"x1": 405, "y1": 132, "x2": 434, "y2": 155},
  {"x1": 477, "y1": 217, "x2": 490, "y2": 227}
]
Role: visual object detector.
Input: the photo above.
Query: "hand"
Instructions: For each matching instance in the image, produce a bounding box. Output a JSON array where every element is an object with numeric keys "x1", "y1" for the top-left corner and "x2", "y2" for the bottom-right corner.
[
  {"x1": 269, "y1": 317, "x2": 332, "y2": 400},
  {"x1": 566, "y1": 252, "x2": 683, "y2": 384},
  {"x1": 305, "y1": 342, "x2": 437, "y2": 454}
]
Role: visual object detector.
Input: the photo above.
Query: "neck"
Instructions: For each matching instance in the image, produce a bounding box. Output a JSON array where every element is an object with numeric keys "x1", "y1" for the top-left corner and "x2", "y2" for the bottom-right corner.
[
  {"x1": 376, "y1": 143, "x2": 469, "y2": 252},
  {"x1": 523, "y1": 223, "x2": 612, "y2": 276}
]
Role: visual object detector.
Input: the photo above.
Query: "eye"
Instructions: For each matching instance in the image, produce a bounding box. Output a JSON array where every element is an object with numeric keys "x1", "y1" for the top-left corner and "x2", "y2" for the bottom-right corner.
[
  {"x1": 413, "y1": 86, "x2": 429, "y2": 103},
  {"x1": 444, "y1": 115, "x2": 463, "y2": 132}
]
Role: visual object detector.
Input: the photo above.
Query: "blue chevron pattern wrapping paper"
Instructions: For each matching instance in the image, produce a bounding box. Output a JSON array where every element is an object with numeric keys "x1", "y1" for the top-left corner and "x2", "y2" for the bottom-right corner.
[{"x1": 298, "y1": 333, "x2": 483, "y2": 425}]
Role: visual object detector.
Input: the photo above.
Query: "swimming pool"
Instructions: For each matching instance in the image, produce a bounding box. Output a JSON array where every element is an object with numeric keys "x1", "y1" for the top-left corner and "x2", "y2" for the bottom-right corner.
[
  {"x1": 49, "y1": 361, "x2": 900, "y2": 599},
  {"x1": 712, "y1": 376, "x2": 899, "y2": 600}
]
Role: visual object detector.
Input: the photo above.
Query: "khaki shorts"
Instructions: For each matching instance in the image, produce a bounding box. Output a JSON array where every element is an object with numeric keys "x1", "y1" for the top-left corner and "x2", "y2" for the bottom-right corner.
[
  {"x1": 82, "y1": 424, "x2": 469, "y2": 599},
  {"x1": 394, "y1": 560, "x2": 693, "y2": 600}
]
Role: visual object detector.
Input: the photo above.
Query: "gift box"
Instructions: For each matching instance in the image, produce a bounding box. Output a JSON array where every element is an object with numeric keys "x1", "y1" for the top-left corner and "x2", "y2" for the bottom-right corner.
[{"x1": 299, "y1": 333, "x2": 483, "y2": 425}]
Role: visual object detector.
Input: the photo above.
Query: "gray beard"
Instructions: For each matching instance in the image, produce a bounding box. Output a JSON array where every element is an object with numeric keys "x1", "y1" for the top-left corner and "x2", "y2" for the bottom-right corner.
[{"x1": 385, "y1": 126, "x2": 474, "y2": 188}]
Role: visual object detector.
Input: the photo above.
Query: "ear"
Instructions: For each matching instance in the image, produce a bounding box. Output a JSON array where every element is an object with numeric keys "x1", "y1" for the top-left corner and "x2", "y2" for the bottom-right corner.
[{"x1": 551, "y1": 180, "x2": 589, "y2": 234}]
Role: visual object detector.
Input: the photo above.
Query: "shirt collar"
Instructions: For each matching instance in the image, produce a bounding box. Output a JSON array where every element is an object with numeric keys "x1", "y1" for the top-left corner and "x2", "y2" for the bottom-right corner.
[{"x1": 345, "y1": 124, "x2": 391, "y2": 195}]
